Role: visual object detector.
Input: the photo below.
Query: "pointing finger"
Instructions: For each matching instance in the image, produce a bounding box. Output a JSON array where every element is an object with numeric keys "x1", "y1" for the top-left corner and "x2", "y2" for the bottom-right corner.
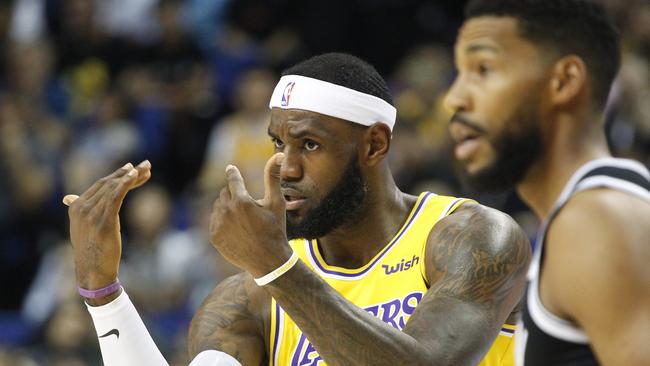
[
  {"x1": 225, "y1": 164, "x2": 249, "y2": 199},
  {"x1": 262, "y1": 153, "x2": 285, "y2": 208}
]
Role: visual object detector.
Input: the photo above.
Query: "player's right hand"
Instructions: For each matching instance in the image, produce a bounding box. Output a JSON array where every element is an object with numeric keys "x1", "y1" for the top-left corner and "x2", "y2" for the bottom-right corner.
[{"x1": 63, "y1": 161, "x2": 151, "y2": 294}]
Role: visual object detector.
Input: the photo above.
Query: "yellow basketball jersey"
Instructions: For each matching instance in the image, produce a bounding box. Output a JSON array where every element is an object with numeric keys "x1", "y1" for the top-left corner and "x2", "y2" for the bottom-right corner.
[{"x1": 269, "y1": 192, "x2": 515, "y2": 366}]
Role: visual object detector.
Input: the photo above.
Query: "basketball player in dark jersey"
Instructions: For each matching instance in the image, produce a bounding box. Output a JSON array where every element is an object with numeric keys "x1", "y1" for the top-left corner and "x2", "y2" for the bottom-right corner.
[{"x1": 446, "y1": 0, "x2": 650, "y2": 365}]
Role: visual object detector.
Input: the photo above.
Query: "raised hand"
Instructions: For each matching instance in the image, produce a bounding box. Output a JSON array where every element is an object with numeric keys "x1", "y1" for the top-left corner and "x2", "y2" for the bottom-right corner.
[
  {"x1": 63, "y1": 161, "x2": 151, "y2": 304},
  {"x1": 208, "y1": 153, "x2": 293, "y2": 278}
]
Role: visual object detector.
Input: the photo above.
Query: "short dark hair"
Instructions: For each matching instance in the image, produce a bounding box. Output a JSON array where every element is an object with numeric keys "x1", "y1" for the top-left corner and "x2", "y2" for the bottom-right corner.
[
  {"x1": 465, "y1": 0, "x2": 620, "y2": 107},
  {"x1": 281, "y1": 53, "x2": 393, "y2": 106}
]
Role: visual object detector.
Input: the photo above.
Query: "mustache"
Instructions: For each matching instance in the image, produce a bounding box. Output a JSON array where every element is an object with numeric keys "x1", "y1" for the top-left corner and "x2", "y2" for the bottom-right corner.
[
  {"x1": 449, "y1": 113, "x2": 487, "y2": 134},
  {"x1": 281, "y1": 182, "x2": 298, "y2": 189}
]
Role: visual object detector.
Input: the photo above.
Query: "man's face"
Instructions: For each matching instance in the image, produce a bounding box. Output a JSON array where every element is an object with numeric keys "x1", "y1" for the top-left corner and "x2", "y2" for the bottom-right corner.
[
  {"x1": 268, "y1": 109, "x2": 367, "y2": 239},
  {"x1": 445, "y1": 16, "x2": 548, "y2": 192}
]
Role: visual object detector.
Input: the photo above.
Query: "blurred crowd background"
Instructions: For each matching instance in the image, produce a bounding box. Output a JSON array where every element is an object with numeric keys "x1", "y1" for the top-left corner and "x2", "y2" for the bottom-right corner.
[{"x1": 0, "y1": 0, "x2": 648, "y2": 364}]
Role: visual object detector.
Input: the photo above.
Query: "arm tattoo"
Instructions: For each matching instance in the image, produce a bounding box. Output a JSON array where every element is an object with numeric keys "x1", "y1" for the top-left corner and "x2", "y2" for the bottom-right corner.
[
  {"x1": 430, "y1": 204, "x2": 530, "y2": 311},
  {"x1": 405, "y1": 204, "x2": 531, "y2": 364},
  {"x1": 188, "y1": 273, "x2": 267, "y2": 365}
]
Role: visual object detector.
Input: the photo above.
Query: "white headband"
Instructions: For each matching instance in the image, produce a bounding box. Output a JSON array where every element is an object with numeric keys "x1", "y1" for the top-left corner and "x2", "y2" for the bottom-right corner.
[{"x1": 268, "y1": 75, "x2": 396, "y2": 131}]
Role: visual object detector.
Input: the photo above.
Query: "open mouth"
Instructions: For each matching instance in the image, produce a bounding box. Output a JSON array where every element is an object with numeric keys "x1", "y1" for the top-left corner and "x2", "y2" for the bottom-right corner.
[
  {"x1": 449, "y1": 121, "x2": 484, "y2": 160},
  {"x1": 449, "y1": 121, "x2": 481, "y2": 143}
]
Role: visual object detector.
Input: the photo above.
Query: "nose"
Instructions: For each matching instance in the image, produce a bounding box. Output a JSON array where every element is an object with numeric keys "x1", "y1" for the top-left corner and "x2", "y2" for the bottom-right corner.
[
  {"x1": 280, "y1": 147, "x2": 303, "y2": 182},
  {"x1": 444, "y1": 74, "x2": 472, "y2": 113}
]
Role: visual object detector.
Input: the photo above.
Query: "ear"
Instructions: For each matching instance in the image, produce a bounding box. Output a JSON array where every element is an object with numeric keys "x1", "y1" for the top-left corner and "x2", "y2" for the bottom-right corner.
[
  {"x1": 363, "y1": 123, "x2": 391, "y2": 166},
  {"x1": 548, "y1": 55, "x2": 588, "y2": 106}
]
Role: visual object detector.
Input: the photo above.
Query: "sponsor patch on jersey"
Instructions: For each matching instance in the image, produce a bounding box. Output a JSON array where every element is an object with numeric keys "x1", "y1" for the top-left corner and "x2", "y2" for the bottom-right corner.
[{"x1": 382, "y1": 255, "x2": 419, "y2": 275}]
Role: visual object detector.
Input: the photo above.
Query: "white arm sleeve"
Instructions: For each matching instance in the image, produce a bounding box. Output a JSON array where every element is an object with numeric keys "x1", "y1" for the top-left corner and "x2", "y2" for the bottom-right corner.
[
  {"x1": 86, "y1": 290, "x2": 242, "y2": 366},
  {"x1": 188, "y1": 350, "x2": 242, "y2": 366},
  {"x1": 86, "y1": 290, "x2": 169, "y2": 366}
]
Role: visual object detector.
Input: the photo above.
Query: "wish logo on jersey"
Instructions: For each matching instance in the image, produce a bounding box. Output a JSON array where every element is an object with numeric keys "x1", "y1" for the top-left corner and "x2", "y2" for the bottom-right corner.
[
  {"x1": 381, "y1": 255, "x2": 419, "y2": 275},
  {"x1": 289, "y1": 292, "x2": 424, "y2": 366}
]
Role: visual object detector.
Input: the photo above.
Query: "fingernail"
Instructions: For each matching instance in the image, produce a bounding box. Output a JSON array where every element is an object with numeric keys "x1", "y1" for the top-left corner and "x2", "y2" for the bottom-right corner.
[
  {"x1": 127, "y1": 168, "x2": 138, "y2": 177},
  {"x1": 137, "y1": 160, "x2": 151, "y2": 168},
  {"x1": 225, "y1": 164, "x2": 234, "y2": 172},
  {"x1": 122, "y1": 163, "x2": 133, "y2": 170}
]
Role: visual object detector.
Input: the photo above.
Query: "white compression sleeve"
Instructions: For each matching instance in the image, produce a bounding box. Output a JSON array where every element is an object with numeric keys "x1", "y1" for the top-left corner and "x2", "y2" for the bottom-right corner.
[
  {"x1": 188, "y1": 350, "x2": 242, "y2": 366},
  {"x1": 85, "y1": 290, "x2": 169, "y2": 366}
]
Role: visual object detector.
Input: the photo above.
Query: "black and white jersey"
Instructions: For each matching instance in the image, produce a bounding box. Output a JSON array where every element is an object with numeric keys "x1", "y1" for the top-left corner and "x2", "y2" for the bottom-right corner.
[{"x1": 516, "y1": 158, "x2": 650, "y2": 365}]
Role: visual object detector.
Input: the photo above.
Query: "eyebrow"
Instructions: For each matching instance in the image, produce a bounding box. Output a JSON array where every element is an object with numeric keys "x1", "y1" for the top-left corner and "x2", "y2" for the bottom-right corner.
[
  {"x1": 268, "y1": 119, "x2": 332, "y2": 139},
  {"x1": 464, "y1": 43, "x2": 499, "y2": 54},
  {"x1": 289, "y1": 126, "x2": 330, "y2": 139}
]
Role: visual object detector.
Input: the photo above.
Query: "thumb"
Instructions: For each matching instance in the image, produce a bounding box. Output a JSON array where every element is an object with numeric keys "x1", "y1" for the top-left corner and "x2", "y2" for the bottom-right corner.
[{"x1": 261, "y1": 153, "x2": 285, "y2": 209}]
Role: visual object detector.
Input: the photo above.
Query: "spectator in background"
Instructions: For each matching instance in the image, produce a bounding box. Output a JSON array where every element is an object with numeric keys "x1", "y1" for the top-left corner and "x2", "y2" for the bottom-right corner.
[
  {"x1": 120, "y1": 184, "x2": 191, "y2": 313},
  {"x1": 388, "y1": 45, "x2": 457, "y2": 195},
  {"x1": 0, "y1": 40, "x2": 68, "y2": 310},
  {"x1": 607, "y1": 53, "x2": 650, "y2": 164},
  {"x1": 64, "y1": 90, "x2": 138, "y2": 194},
  {"x1": 140, "y1": 0, "x2": 219, "y2": 195},
  {"x1": 0, "y1": 348, "x2": 38, "y2": 366},
  {"x1": 35, "y1": 299, "x2": 98, "y2": 365},
  {"x1": 199, "y1": 68, "x2": 275, "y2": 198},
  {"x1": 94, "y1": 0, "x2": 159, "y2": 44}
]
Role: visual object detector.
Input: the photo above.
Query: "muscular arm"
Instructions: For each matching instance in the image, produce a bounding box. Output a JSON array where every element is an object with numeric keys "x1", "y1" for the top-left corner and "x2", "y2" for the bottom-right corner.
[
  {"x1": 263, "y1": 203, "x2": 531, "y2": 366},
  {"x1": 188, "y1": 272, "x2": 269, "y2": 366},
  {"x1": 543, "y1": 190, "x2": 650, "y2": 365}
]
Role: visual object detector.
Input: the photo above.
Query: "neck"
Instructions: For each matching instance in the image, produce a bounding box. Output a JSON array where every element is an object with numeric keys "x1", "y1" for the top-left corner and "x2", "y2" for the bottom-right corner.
[
  {"x1": 316, "y1": 168, "x2": 415, "y2": 268},
  {"x1": 516, "y1": 112, "x2": 610, "y2": 220}
]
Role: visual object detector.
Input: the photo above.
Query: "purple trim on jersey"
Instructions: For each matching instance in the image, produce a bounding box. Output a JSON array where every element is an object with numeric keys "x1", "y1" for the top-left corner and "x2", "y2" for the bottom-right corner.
[
  {"x1": 272, "y1": 302, "x2": 281, "y2": 366},
  {"x1": 307, "y1": 192, "x2": 432, "y2": 277},
  {"x1": 500, "y1": 327, "x2": 515, "y2": 335}
]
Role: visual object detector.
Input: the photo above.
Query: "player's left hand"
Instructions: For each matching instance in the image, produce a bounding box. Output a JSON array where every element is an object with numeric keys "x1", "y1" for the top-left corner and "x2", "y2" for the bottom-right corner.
[{"x1": 208, "y1": 153, "x2": 293, "y2": 278}]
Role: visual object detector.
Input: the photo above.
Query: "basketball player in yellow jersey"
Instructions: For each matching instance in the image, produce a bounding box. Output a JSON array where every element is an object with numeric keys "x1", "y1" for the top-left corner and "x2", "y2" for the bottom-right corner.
[
  {"x1": 269, "y1": 192, "x2": 519, "y2": 366},
  {"x1": 65, "y1": 53, "x2": 530, "y2": 366}
]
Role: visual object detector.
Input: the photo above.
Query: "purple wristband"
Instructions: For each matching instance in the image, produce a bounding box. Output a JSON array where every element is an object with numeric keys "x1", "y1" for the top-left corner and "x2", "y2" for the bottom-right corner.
[{"x1": 78, "y1": 279, "x2": 121, "y2": 299}]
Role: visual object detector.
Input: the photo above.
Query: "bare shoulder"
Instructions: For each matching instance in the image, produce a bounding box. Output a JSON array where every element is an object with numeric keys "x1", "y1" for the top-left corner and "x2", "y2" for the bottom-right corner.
[
  {"x1": 188, "y1": 271, "x2": 271, "y2": 365},
  {"x1": 424, "y1": 202, "x2": 531, "y2": 312},
  {"x1": 547, "y1": 188, "x2": 650, "y2": 277},
  {"x1": 545, "y1": 188, "x2": 650, "y2": 308},
  {"x1": 425, "y1": 202, "x2": 531, "y2": 288}
]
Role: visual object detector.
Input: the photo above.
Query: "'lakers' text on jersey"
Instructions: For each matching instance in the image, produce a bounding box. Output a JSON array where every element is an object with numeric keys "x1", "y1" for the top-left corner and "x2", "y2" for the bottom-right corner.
[{"x1": 270, "y1": 192, "x2": 516, "y2": 366}]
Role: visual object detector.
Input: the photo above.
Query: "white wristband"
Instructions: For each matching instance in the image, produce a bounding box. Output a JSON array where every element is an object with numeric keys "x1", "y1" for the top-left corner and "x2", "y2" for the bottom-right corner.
[{"x1": 254, "y1": 251, "x2": 299, "y2": 286}]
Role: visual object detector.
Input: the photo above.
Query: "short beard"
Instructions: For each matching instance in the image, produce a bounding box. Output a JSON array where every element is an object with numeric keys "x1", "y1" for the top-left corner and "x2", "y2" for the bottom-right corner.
[
  {"x1": 458, "y1": 109, "x2": 543, "y2": 193},
  {"x1": 286, "y1": 156, "x2": 367, "y2": 240}
]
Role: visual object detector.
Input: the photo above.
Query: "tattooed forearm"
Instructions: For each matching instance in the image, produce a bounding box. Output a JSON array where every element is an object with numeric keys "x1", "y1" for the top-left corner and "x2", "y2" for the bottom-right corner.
[
  {"x1": 266, "y1": 262, "x2": 431, "y2": 366},
  {"x1": 188, "y1": 272, "x2": 267, "y2": 365},
  {"x1": 265, "y1": 203, "x2": 530, "y2": 366}
]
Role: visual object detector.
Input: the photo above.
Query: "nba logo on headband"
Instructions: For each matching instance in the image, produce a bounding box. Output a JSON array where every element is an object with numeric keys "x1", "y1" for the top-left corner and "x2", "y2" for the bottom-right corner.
[{"x1": 281, "y1": 81, "x2": 296, "y2": 107}]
